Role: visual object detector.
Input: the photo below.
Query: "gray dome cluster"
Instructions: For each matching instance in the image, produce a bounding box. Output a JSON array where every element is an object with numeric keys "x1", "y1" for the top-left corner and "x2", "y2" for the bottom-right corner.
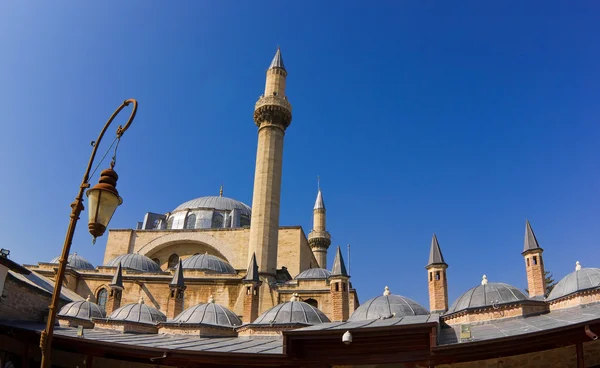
[
  {"x1": 105, "y1": 254, "x2": 162, "y2": 273},
  {"x1": 253, "y1": 296, "x2": 330, "y2": 325},
  {"x1": 349, "y1": 287, "x2": 429, "y2": 321},
  {"x1": 51, "y1": 253, "x2": 94, "y2": 270},
  {"x1": 447, "y1": 277, "x2": 529, "y2": 315},
  {"x1": 295, "y1": 268, "x2": 331, "y2": 280},
  {"x1": 173, "y1": 196, "x2": 251, "y2": 216},
  {"x1": 58, "y1": 298, "x2": 106, "y2": 321},
  {"x1": 182, "y1": 253, "x2": 235, "y2": 274},
  {"x1": 172, "y1": 298, "x2": 241, "y2": 327},
  {"x1": 548, "y1": 264, "x2": 600, "y2": 301},
  {"x1": 109, "y1": 298, "x2": 166, "y2": 324}
]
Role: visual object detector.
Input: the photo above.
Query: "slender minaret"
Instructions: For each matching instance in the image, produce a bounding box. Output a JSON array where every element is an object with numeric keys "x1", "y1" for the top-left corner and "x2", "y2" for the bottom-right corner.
[
  {"x1": 248, "y1": 47, "x2": 293, "y2": 276},
  {"x1": 105, "y1": 262, "x2": 124, "y2": 315},
  {"x1": 425, "y1": 234, "x2": 449, "y2": 314},
  {"x1": 330, "y1": 246, "x2": 350, "y2": 322},
  {"x1": 166, "y1": 259, "x2": 186, "y2": 319},
  {"x1": 308, "y1": 184, "x2": 331, "y2": 268},
  {"x1": 523, "y1": 220, "x2": 546, "y2": 298},
  {"x1": 242, "y1": 253, "x2": 262, "y2": 323}
]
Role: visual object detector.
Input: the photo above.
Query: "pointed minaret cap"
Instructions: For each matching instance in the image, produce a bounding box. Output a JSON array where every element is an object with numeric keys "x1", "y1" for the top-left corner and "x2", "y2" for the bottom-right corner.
[
  {"x1": 244, "y1": 253, "x2": 260, "y2": 282},
  {"x1": 269, "y1": 46, "x2": 285, "y2": 70},
  {"x1": 576, "y1": 261, "x2": 582, "y2": 271},
  {"x1": 481, "y1": 275, "x2": 488, "y2": 285},
  {"x1": 170, "y1": 259, "x2": 185, "y2": 288},
  {"x1": 109, "y1": 262, "x2": 124, "y2": 289},
  {"x1": 331, "y1": 246, "x2": 348, "y2": 277},
  {"x1": 523, "y1": 220, "x2": 543, "y2": 254},
  {"x1": 314, "y1": 189, "x2": 325, "y2": 210},
  {"x1": 426, "y1": 234, "x2": 447, "y2": 268}
]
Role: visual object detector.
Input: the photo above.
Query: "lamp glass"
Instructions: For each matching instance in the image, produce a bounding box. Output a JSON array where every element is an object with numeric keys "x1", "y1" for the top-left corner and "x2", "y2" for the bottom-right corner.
[{"x1": 87, "y1": 188, "x2": 122, "y2": 230}]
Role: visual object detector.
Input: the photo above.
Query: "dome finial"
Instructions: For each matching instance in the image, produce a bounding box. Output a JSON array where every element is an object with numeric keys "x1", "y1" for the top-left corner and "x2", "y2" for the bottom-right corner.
[
  {"x1": 86, "y1": 295, "x2": 91, "y2": 302},
  {"x1": 576, "y1": 261, "x2": 582, "y2": 271},
  {"x1": 220, "y1": 183, "x2": 223, "y2": 197},
  {"x1": 481, "y1": 275, "x2": 488, "y2": 285},
  {"x1": 290, "y1": 293, "x2": 299, "y2": 302},
  {"x1": 383, "y1": 286, "x2": 391, "y2": 296},
  {"x1": 138, "y1": 295, "x2": 145, "y2": 304},
  {"x1": 208, "y1": 295, "x2": 215, "y2": 303}
]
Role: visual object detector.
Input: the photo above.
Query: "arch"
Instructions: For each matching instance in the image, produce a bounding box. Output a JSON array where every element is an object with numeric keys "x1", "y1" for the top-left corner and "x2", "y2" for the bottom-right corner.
[
  {"x1": 304, "y1": 298, "x2": 318, "y2": 309},
  {"x1": 97, "y1": 288, "x2": 108, "y2": 310},
  {"x1": 168, "y1": 254, "x2": 179, "y2": 269},
  {"x1": 185, "y1": 214, "x2": 196, "y2": 229},
  {"x1": 136, "y1": 232, "x2": 240, "y2": 268}
]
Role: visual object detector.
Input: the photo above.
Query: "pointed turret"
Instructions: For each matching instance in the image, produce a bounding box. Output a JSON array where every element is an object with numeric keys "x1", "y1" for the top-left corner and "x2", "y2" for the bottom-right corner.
[
  {"x1": 245, "y1": 253, "x2": 260, "y2": 283},
  {"x1": 425, "y1": 235, "x2": 449, "y2": 314},
  {"x1": 426, "y1": 234, "x2": 447, "y2": 267},
  {"x1": 523, "y1": 220, "x2": 543, "y2": 254},
  {"x1": 330, "y1": 246, "x2": 350, "y2": 321},
  {"x1": 522, "y1": 220, "x2": 546, "y2": 298},
  {"x1": 105, "y1": 263, "x2": 124, "y2": 314},
  {"x1": 109, "y1": 262, "x2": 124, "y2": 289},
  {"x1": 308, "y1": 182, "x2": 331, "y2": 268},
  {"x1": 167, "y1": 259, "x2": 186, "y2": 319},
  {"x1": 242, "y1": 253, "x2": 262, "y2": 323},
  {"x1": 314, "y1": 189, "x2": 325, "y2": 210},
  {"x1": 170, "y1": 259, "x2": 185, "y2": 288},
  {"x1": 269, "y1": 47, "x2": 286, "y2": 71},
  {"x1": 331, "y1": 246, "x2": 348, "y2": 276}
]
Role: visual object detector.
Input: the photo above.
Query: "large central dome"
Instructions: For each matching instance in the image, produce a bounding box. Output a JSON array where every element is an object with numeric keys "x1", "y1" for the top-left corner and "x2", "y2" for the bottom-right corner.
[{"x1": 173, "y1": 196, "x2": 251, "y2": 216}]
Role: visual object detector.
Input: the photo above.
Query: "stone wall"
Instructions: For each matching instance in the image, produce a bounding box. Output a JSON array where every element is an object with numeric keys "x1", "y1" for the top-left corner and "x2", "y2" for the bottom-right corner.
[
  {"x1": 0, "y1": 274, "x2": 69, "y2": 322},
  {"x1": 549, "y1": 290, "x2": 600, "y2": 311},
  {"x1": 443, "y1": 303, "x2": 548, "y2": 325}
]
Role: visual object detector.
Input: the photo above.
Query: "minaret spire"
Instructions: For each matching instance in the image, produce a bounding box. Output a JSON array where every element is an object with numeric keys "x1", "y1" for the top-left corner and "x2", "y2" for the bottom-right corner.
[
  {"x1": 308, "y1": 180, "x2": 331, "y2": 268},
  {"x1": 167, "y1": 259, "x2": 186, "y2": 319},
  {"x1": 269, "y1": 46, "x2": 285, "y2": 71},
  {"x1": 425, "y1": 234, "x2": 449, "y2": 314},
  {"x1": 522, "y1": 220, "x2": 546, "y2": 298},
  {"x1": 330, "y1": 246, "x2": 350, "y2": 321}
]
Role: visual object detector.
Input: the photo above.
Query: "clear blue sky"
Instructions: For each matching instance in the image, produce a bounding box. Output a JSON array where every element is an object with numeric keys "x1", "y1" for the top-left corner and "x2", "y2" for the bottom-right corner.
[{"x1": 0, "y1": 1, "x2": 598, "y2": 308}]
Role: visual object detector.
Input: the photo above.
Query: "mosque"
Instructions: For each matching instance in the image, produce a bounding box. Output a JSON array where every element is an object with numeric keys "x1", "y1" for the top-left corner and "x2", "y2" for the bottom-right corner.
[{"x1": 1, "y1": 48, "x2": 600, "y2": 367}]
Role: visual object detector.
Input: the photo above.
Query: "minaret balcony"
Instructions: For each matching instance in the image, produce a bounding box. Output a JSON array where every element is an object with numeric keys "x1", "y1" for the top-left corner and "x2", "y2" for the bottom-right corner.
[
  {"x1": 308, "y1": 231, "x2": 331, "y2": 242},
  {"x1": 254, "y1": 95, "x2": 292, "y2": 114}
]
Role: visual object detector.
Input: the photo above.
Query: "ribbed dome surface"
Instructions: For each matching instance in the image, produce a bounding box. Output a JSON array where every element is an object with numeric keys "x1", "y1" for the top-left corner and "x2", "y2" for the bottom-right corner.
[
  {"x1": 58, "y1": 299, "x2": 106, "y2": 320},
  {"x1": 295, "y1": 268, "x2": 331, "y2": 280},
  {"x1": 51, "y1": 253, "x2": 94, "y2": 270},
  {"x1": 109, "y1": 301, "x2": 166, "y2": 324},
  {"x1": 253, "y1": 301, "x2": 330, "y2": 325},
  {"x1": 349, "y1": 294, "x2": 429, "y2": 321},
  {"x1": 172, "y1": 302, "x2": 241, "y2": 327},
  {"x1": 173, "y1": 196, "x2": 251, "y2": 216},
  {"x1": 548, "y1": 268, "x2": 600, "y2": 301},
  {"x1": 181, "y1": 254, "x2": 235, "y2": 274},
  {"x1": 105, "y1": 254, "x2": 162, "y2": 273},
  {"x1": 447, "y1": 282, "x2": 529, "y2": 314}
]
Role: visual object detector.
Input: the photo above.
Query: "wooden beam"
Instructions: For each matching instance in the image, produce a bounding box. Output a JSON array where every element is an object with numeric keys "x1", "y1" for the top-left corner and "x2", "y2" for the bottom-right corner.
[{"x1": 576, "y1": 342, "x2": 584, "y2": 368}]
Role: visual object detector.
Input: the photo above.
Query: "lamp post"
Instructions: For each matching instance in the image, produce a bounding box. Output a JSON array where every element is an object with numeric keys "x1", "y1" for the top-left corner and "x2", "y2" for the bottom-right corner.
[{"x1": 39, "y1": 99, "x2": 138, "y2": 368}]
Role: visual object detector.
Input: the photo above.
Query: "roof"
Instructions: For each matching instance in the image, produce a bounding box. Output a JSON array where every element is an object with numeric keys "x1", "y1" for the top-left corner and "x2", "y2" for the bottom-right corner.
[
  {"x1": 181, "y1": 253, "x2": 235, "y2": 274},
  {"x1": 50, "y1": 252, "x2": 95, "y2": 270},
  {"x1": 548, "y1": 266, "x2": 600, "y2": 301},
  {"x1": 348, "y1": 287, "x2": 429, "y2": 321},
  {"x1": 252, "y1": 299, "x2": 330, "y2": 326},
  {"x1": 293, "y1": 314, "x2": 440, "y2": 332},
  {"x1": 170, "y1": 300, "x2": 241, "y2": 327},
  {"x1": 107, "y1": 299, "x2": 166, "y2": 324},
  {"x1": 330, "y1": 246, "x2": 348, "y2": 277},
  {"x1": 173, "y1": 196, "x2": 251, "y2": 216},
  {"x1": 523, "y1": 220, "x2": 543, "y2": 253},
  {"x1": 8, "y1": 270, "x2": 83, "y2": 302},
  {"x1": 295, "y1": 268, "x2": 331, "y2": 280},
  {"x1": 58, "y1": 298, "x2": 106, "y2": 321},
  {"x1": 269, "y1": 47, "x2": 285, "y2": 70},
  {"x1": 446, "y1": 281, "x2": 530, "y2": 315},
  {"x1": 170, "y1": 259, "x2": 185, "y2": 288},
  {"x1": 105, "y1": 254, "x2": 162, "y2": 273},
  {"x1": 314, "y1": 189, "x2": 325, "y2": 210},
  {"x1": 0, "y1": 256, "x2": 30, "y2": 274},
  {"x1": 426, "y1": 234, "x2": 446, "y2": 267},
  {"x1": 244, "y1": 253, "x2": 259, "y2": 282}
]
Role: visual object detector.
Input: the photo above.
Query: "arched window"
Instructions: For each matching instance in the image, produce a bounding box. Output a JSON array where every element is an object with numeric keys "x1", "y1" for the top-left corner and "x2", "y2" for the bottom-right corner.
[
  {"x1": 185, "y1": 214, "x2": 196, "y2": 229},
  {"x1": 304, "y1": 298, "x2": 318, "y2": 309},
  {"x1": 166, "y1": 217, "x2": 174, "y2": 229},
  {"x1": 97, "y1": 289, "x2": 108, "y2": 310},
  {"x1": 168, "y1": 254, "x2": 179, "y2": 269},
  {"x1": 212, "y1": 213, "x2": 224, "y2": 228}
]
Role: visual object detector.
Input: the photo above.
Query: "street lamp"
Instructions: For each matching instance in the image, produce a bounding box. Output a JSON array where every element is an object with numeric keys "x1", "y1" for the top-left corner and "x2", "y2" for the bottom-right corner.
[{"x1": 39, "y1": 99, "x2": 138, "y2": 368}]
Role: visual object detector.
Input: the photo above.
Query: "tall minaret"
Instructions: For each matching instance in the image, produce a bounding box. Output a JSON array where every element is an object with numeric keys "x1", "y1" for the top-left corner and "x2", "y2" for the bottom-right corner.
[
  {"x1": 523, "y1": 220, "x2": 546, "y2": 298},
  {"x1": 426, "y1": 234, "x2": 449, "y2": 314},
  {"x1": 308, "y1": 185, "x2": 331, "y2": 268},
  {"x1": 248, "y1": 47, "x2": 293, "y2": 275}
]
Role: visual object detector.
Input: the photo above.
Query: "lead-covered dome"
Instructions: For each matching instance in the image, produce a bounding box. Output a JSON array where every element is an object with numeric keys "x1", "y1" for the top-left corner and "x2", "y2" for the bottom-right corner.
[
  {"x1": 295, "y1": 268, "x2": 331, "y2": 280},
  {"x1": 105, "y1": 254, "x2": 162, "y2": 273},
  {"x1": 447, "y1": 276, "x2": 529, "y2": 315},
  {"x1": 50, "y1": 253, "x2": 94, "y2": 270},
  {"x1": 172, "y1": 297, "x2": 241, "y2": 327},
  {"x1": 58, "y1": 297, "x2": 106, "y2": 321},
  {"x1": 181, "y1": 253, "x2": 235, "y2": 274},
  {"x1": 548, "y1": 263, "x2": 600, "y2": 301},
  {"x1": 109, "y1": 298, "x2": 166, "y2": 324},
  {"x1": 253, "y1": 295, "x2": 330, "y2": 326},
  {"x1": 349, "y1": 287, "x2": 429, "y2": 321},
  {"x1": 173, "y1": 196, "x2": 251, "y2": 216}
]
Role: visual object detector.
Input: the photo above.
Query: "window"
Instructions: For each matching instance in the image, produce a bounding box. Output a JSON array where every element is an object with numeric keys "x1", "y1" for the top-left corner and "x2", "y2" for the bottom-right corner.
[
  {"x1": 342, "y1": 283, "x2": 347, "y2": 292},
  {"x1": 168, "y1": 254, "x2": 179, "y2": 269},
  {"x1": 240, "y1": 216, "x2": 250, "y2": 227},
  {"x1": 166, "y1": 217, "x2": 174, "y2": 229},
  {"x1": 429, "y1": 272, "x2": 433, "y2": 281},
  {"x1": 335, "y1": 283, "x2": 339, "y2": 292},
  {"x1": 533, "y1": 256, "x2": 538, "y2": 265},
  {"x1": 212, "y1": 213, "x2": 224, "y2": 228},
  {"x1": 184, "y1": 214, "x2": 196, "y2": 229},
  {"x1": 97, "y1": 289, "x2": 108, "y2": 310},
  {"x1": 527, "y1": 258, "x2": 530, "y2": 267},
  {"x1": 435, "y1": 271, "x2": 441, "y2": 281},
  {"x1": 305, "y1": 298, "x2": 318, "y2": 308}
]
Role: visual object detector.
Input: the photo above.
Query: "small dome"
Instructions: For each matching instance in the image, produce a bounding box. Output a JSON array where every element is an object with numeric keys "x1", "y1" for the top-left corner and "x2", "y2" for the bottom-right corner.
[
  {"x1": 172, "y1": 298, "x2": 241, "y2": 327},
  {"x1": 253, "y1": 295, "x2": 330, "y2": 325},
  {"x1": 173, "y1": 196, "x2": 251, "y2": 216},
  {"x1": 50, "y1": 253, "x2": 94, "y2": 270},
  {"x1": 348, "y1": 287, "x2": 429, "y2": 321},
  {"x1": 109, "y1": 298, "x2": 166, "y2": 324},
  {"x1": 58, "y1": 297, "x2": 106, "y2": 321},
  {"x1": 548, "y1": 266, "x2": 600, "y2": 301},
  {"x1": 447, "y1": 279, "x2": 529, "y2": 315},
  {"x1": 105, "y1": 254, "x2": 162, "y2": 273},
  {"x1": 295, "y1": 268, "x2": 331, "y2": 280},
  {"x1": 181, "y1": 253, "x2": 235, "y2": 274}
]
